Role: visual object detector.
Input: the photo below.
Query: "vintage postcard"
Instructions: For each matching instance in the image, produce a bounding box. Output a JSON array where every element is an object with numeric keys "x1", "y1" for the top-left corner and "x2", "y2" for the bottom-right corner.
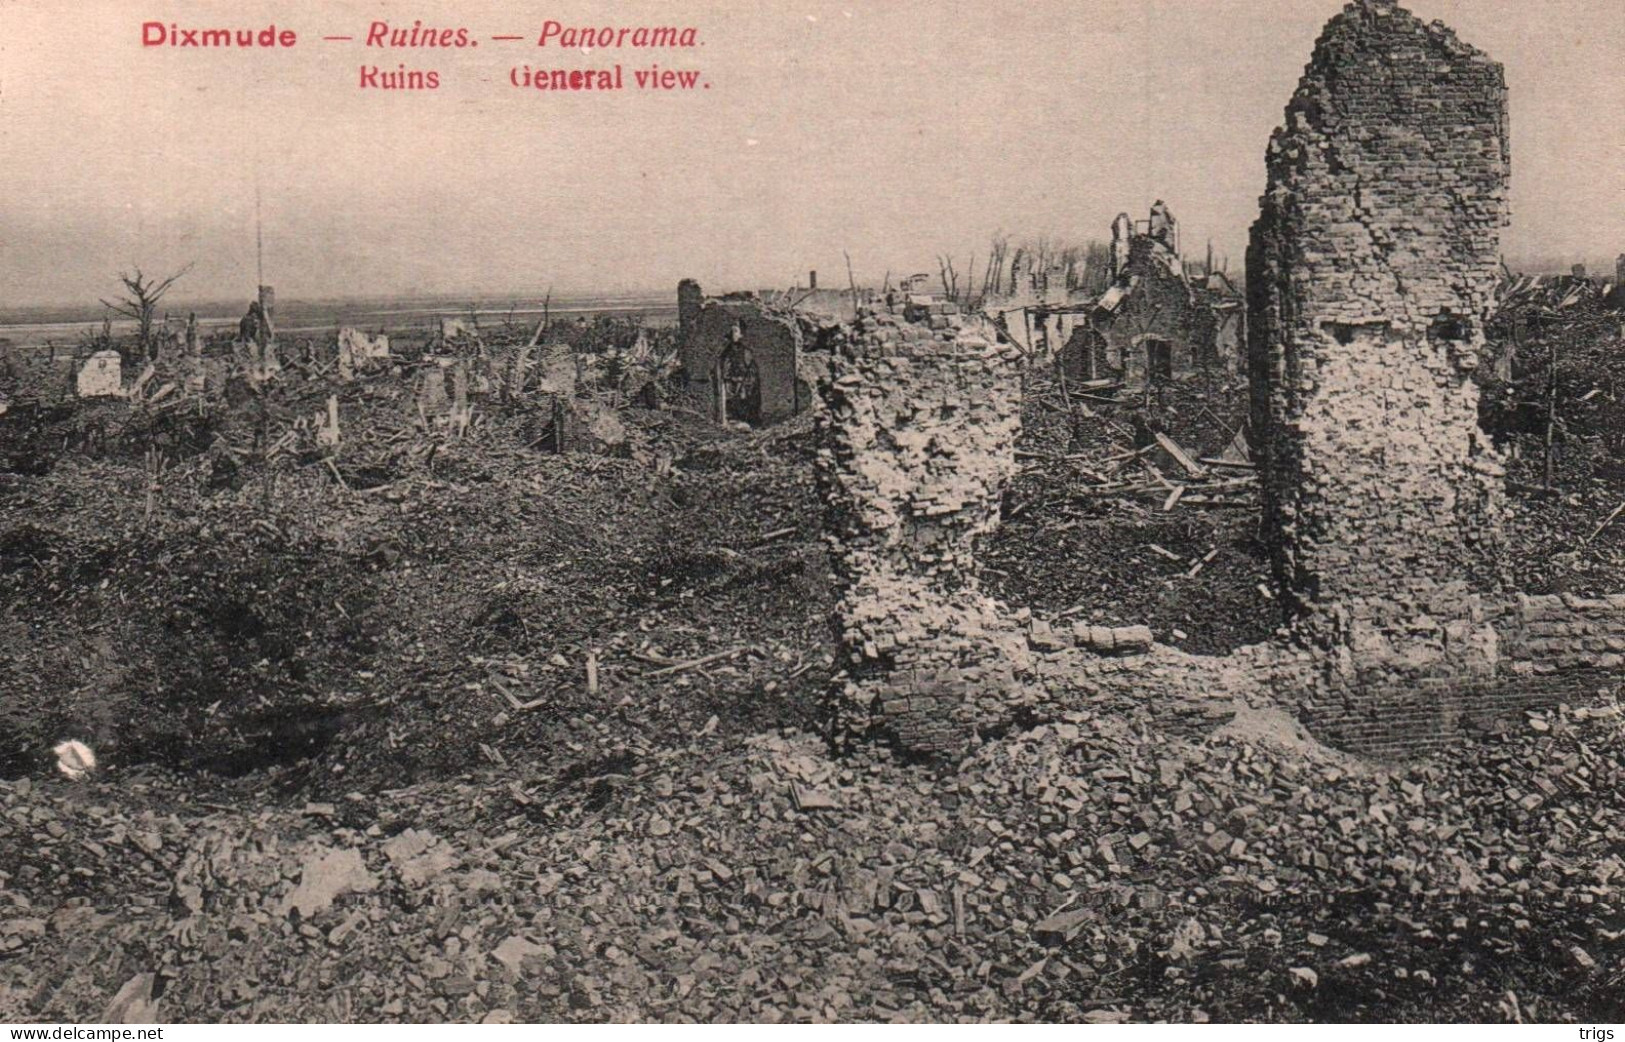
[{"x1": 1, "y1": 0, "x2": 1623, "y2": 1028}]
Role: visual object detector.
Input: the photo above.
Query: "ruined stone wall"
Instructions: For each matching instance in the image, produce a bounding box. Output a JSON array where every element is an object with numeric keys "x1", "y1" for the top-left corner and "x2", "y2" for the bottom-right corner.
[
  {"x1": 738, "y1": 311, "x2": 802, "y2": 425},
  {"x1": 818, "y1": 312, "x2": 1029, "y2": 755},
  {"x1": 1093, "y1": 235, "x2": 1239, "y2": 388},
  {"x1": 1212, "y1": 310, "x2": 1244, "y2": 372},
  {"x1": 1248, "y1": 0, "x2": 1512, "y2": 655},
  {"x1": 679, "y1": 299, "x2": 804, "y2": 426},
  {"x1": 677, "y1": 279, "x2": 703, "y2": 345},
  {"x1": 0, "y1": 343, "x2": 86, "y2": 401}
]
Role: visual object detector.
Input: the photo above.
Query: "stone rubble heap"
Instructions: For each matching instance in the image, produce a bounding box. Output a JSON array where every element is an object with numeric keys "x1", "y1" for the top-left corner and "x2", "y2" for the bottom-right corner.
[{"x1": 6, "y1": 699, "x2": 1623, "y2": 1022}]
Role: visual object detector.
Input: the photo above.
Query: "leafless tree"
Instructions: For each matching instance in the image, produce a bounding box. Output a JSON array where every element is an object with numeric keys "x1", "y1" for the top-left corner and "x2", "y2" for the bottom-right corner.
[
  {"x1": 937, "y1": 255, "x2": 959, "y2": 303},
  {"x1": 100, "y1": 264, "x2": 194, "y2": 360}
]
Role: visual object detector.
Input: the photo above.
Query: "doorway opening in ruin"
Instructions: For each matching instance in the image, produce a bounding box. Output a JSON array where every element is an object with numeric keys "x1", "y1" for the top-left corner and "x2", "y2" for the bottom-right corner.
[
  {"x1": 716, "y1": 343, "x2": 762, "y2": 425},
  {"x1": 1144, "y1": 337, "x2": 1174, "y2": 381}
]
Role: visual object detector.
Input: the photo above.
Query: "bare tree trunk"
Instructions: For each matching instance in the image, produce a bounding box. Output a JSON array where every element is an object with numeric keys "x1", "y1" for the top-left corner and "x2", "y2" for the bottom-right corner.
[{"x1": 1546, "y1": 333, "x2": 1558, "y2": 489}]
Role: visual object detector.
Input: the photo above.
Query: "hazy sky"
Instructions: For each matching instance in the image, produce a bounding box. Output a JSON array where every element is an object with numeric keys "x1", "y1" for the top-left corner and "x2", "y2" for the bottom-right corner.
[{"x1": 2, "y1": 0, "x2": 1622, "y2": 306}]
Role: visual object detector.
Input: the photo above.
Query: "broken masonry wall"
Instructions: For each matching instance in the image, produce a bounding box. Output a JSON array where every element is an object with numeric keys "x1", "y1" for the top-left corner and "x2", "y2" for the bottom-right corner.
[
  {"x1": 76, "y1": 351, "x2": 124, "y2": 398},
  {"x1": 1110, "y1": 214, "x2": 1134, "y2": 282},
  {"x1": 679, "y1": 296, "x2": 805, "y2": 426},
  {"x1": 1057, "y1": 325, "x2": 1109, "y2": 385},
  {"x1": 677, "y1": 279, "x2": 704, "y2": 345},
  {"x1": 1248, "y1": 0, "x2": 1511, "y2": 663},
  {"x1": 738, "y1": 310, "x2": 802, "y2": 425},
  {"x1": 818, "y1": 311, "x2": 1030, "y2": 755},
  {"x1": 1211, "y1": 309, "x2": 1244, "y2": 372},
  {"x1": 1237, "y1": 0, "x2": 1624, "y2": 755},
  {"x1": 1315, "y1": 593, "x2": 1625, "y2": 756},
  {"x1": 1103, "y1": 254, "x2": 1202, "y2": 387}
]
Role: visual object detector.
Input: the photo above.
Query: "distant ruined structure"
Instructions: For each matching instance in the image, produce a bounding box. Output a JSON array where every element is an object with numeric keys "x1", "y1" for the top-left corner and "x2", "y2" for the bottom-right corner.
[
  {"x1": 675, "y1": 281, "x2": 810, "y2": 427},
  {"x1": 1055, "y1": 202, "x2": 1245, "y2": 389}
]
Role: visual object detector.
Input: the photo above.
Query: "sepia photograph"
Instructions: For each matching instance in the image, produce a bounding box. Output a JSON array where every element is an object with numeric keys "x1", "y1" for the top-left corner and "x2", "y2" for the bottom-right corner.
[{"x1": 1, "y1": 0, "x2": 1623, "y2": 1028}]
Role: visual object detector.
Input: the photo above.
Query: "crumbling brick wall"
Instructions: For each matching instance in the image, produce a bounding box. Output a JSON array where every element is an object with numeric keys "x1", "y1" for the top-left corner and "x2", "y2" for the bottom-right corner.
[
  {"x1": 677, "y1": 288, "x2": 805, "y2": 427},
  {"x1": 1248, "y1": 0, "x2": 1512, "y2": 666},
  {"x1": 818, "y1": 312, "x2": 1029, "y2": 755},
  {"x1": 1240, "y1": 1, "x2": 1625, "y2": 755},
  {"x1": 1, "y1": 343, "x2": 83, "y2": 401},
  {"x1": 1093, "y1": 206, "x2": 1240, "y2": 388},
  {"x1": 1303, "y1": 592, "x2": 1625, "y2": 753}
]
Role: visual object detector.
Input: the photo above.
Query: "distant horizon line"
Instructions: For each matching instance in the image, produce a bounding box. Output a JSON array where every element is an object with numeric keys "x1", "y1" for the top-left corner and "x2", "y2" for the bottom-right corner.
[
  {"x1": 4, "y1": 251, "x2": 1616, "y2": 317},
  {"x1": 1, "y1": 287, "x2": 673, "y2": 315},
  {"x1": 0, "y1": 280, "x2": 850, "y2": 317}
]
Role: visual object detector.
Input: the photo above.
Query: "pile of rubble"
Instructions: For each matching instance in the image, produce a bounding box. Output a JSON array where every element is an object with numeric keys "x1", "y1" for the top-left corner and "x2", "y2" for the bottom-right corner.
[{"x1": 4, "y1": 694, "x2": 1621, "y2": 1023}]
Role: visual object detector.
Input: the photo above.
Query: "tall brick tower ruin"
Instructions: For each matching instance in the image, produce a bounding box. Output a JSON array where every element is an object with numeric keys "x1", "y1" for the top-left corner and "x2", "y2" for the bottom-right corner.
[{"x1": 1248, "y1": 0, "x2": 1511, "y2": 679}]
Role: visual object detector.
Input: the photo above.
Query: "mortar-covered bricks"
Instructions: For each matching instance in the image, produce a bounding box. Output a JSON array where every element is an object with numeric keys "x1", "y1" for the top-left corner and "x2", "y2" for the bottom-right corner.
[
  {"x1": 1249, "y1": 0, "x2": 1510, "y2": 659},
  {"x1": 818, "y1": 313, "x2": 1030, "y2": 754}
]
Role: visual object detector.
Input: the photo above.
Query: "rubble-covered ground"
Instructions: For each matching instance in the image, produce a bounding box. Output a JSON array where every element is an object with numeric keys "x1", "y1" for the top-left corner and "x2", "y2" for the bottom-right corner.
[
  {"x1": 1482, "y1": 308, "x2": 1625, "y2": 595},
  {"x1": 3, "y1": 318, "x2": 1625, "y2": 1023},
  {"x1": 984, "y1": 367, "x2": 1276, "y2": 656}
]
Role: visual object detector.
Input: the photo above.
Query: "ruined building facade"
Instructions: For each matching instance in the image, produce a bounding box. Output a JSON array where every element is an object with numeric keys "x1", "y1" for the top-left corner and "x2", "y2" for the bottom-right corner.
[
  {"x1": 676, "y1": 281, "x2": 810, "y2": 427},
  {"x1": 1061, "y1": 202, "x2": 1244, "y2": 388}
]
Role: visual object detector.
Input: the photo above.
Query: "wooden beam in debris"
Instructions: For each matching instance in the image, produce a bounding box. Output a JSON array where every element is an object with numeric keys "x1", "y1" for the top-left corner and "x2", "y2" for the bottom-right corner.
[
  {"x1": 1588, "y1": 500, "x2": 1625, "y2": 543},
  {"x1": 643, "y1": 646, "x2": 752, "y2": 679},
  {"x1": 1154, "y1": 432, "x2": 1207, "y2": 479}
]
